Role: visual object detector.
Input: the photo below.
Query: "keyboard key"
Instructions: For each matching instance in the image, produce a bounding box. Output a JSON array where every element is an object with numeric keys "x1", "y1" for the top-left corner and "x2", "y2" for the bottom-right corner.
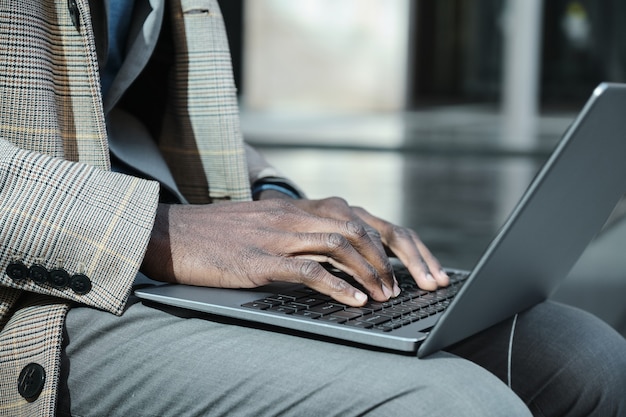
[
  {"x1": 267, "y1": 294, "x2": 297, "y2": 303},
  {"x1": 239, "y1": 265, "x2": 468, "y2": 335},
  {"x1": 241, "y1": 301, "x2": 271, "y2": 310},
  {"x1": 420, "y1": 293, "x2": 438, "y2": 302},
  {"x1": 344, "y1": 320, "x2": 374, "y2": 329},
  {"x1": 362, "y1": 301, "x2": 386, "y2": 311},
  {"x1": 282, "y1": 302, "x2": 309, "y2": 312},
  {"x1": 375, "y1": 319, "x2": 404, "y2": 332},
  {"x1": 356, "y1": 314, "x2": 392, "y2": 326},
  {"x1": 309, "y1": 303, "x2": 344, "y2": 316},
  {"x1": 344, "y1": 307, "x2": 368, "y2": 316},
  {"x1": 318, "y1": 315, "x2": 347, "y2": 324},
  {"x1": 294, "y1": 297, "x2": 326, "y2": 308},
  {"x1": 269, "y1": 305, "x2": 297, "y2": 314},
  {"x1": 405, "y1": 311, "x2": 429, "y2": 322},
  {"x1": 382, "y1": 305, "x2": 414, "y2": 317},
  {"x1": 403, "y1": 299, "x2": 434, "y2": 309},
  {"x1": 422, "y1": 305, "x2": 440, "y2": 315},
  {"x1": 330, "y1": 310, "x2": 363, "y2": 320},
  {"x1": 254, "y1": 298, "x2": 283, "y2": 307},
  {"x1": 294, "y1": 310, "x2": 322, "y2": 319}
]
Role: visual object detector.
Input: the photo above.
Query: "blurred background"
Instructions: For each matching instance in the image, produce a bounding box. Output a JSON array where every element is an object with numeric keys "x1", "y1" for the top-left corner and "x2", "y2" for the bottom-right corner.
[{"x1": 218, "y1": 0, "x2": 626, "y2": 332}]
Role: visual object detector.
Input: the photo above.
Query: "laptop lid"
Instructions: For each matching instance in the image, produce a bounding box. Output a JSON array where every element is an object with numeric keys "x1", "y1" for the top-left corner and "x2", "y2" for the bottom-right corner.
[{"x1": 418, "y1": 82, "x2": 626, "y2": 356}]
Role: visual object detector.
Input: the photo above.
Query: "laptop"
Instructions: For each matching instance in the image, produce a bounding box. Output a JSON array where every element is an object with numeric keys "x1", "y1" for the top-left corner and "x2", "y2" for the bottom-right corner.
[{"x1": 135, "y1": 82, "x2": 626, "y2": 358}]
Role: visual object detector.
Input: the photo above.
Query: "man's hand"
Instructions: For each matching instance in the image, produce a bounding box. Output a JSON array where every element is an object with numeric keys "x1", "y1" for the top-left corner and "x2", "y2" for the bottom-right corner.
[
  {"x1": 290, "y1": 198, "x2": 450, "y2": 292},
  {"x1": 142, "y1": 198, "x2": 448, "y2": 307}
]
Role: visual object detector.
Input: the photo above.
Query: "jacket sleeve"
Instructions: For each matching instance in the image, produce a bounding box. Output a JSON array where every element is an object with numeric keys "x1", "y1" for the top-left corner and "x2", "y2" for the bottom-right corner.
[{"x1": 0, "y1": 138, "x2": 159, "y2": 315}]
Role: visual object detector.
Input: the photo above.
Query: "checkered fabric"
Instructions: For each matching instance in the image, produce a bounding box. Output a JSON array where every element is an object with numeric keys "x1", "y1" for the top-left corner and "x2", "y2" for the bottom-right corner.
[{"x1": 0, "y1": 0, "x2": 251, "y2": 414}]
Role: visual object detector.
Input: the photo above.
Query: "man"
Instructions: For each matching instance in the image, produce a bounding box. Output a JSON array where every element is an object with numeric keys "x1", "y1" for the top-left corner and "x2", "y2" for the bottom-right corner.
[{"x1": 1, "y1": 1, "x2": 625, "y2": 416}]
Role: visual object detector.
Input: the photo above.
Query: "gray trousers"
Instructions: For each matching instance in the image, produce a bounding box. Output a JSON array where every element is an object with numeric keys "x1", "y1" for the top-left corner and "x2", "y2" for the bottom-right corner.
[{"x1": 57, "y1": 298, "x2": 626, "y2": 417}]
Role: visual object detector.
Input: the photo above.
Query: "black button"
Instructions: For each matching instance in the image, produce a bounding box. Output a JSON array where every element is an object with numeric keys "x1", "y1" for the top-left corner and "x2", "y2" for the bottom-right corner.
[
  {"x1": 49, "y1": 268, "x2": 70, "y2": 289},
  {"x1": 6, "y1": 261, "x2": 29, "y2": 281},
  {"x1": 70, "y1": 273, "x2": 92, "y2": 295},
  {"x1": 29, "y1": 264, "x2": 49, "y2": 285},
  {"x1": 18, "y1": 363, "x2": 46, "y2": 401},
  {"x1": 67, "y1": 0, "x2": 80, "y2": 31}
]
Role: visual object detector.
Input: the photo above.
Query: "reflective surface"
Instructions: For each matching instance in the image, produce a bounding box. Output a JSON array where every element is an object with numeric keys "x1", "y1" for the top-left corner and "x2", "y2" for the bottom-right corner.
[
  {"x1": 257, "y1": 148, "x2": 543, "y2": 270},
  {"x1": 245, "y1": 108, "x2": 566, "y2": 270},
  {"x1": 244, "y1": 107, "x2": 626, "y2": 337}
]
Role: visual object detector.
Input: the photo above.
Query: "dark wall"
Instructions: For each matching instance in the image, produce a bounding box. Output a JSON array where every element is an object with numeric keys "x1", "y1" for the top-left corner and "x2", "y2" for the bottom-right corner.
[{"x1": 409, "y1": 0, "x2": 626, "y2": 108}]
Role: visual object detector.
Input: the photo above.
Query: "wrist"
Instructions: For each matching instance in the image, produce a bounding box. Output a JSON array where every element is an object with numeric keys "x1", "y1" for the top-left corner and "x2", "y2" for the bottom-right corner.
[
  {"x1": 251, "y1": 178, "x2": 302, "y2": 200},
  {"x1": 141, "y1": 204, "x2": 174, "y2": 282}
]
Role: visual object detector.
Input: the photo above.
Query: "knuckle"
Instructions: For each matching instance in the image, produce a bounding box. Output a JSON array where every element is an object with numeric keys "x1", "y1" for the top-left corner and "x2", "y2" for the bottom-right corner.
[
  {"x1": 292, "y1": 260, "x2": 326, "y2": 284},
  {"x1": 323, "y1": 196, "x2": 348, "y2": 206},
  {"x1": 345, "y1": 221, "x2": 368, "y2": 238},
  {"x1": 318, "y1": 197, "x2": 350, "y2": 212},
  {"x1": 295, "y1": 259, "x2": 326, "y2": 281},
  {"x1": 367, "y1": 226, "x2": 382, "y2": 241},
  {"x1": 325, "y1": 232, "x2": 350, "y2": 251},
  {"x1": 389, "y1": 224, "x2": 413, "y2": 242},
  {"x1": 291, "y1": 259, "x2": 352, "y2": 296}
]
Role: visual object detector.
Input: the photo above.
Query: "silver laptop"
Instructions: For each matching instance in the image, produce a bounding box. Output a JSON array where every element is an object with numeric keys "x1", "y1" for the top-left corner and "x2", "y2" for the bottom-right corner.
[{"x1": 135, "y1": 82, "x2": 626, "y2": 358}]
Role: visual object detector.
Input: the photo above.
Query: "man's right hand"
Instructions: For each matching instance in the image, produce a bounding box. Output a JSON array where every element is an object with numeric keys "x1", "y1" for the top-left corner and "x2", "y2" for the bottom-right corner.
[{"x1": 141, "y1": 199, "x2": 446, "y2": 307}]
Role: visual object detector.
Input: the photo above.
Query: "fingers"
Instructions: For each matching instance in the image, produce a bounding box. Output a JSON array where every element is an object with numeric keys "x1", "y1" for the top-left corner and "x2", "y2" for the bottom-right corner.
[
  {"x1": 397, "y1": 235, "x2": 449, "y2": 291},
  {"x1": 209, "y1": 198, "x2": 398, "y2": 303},
  {"x1": 352, "y1": 206, "x2": 449, "y2": 290},
  {"x1": 292, "y1": 198, "x2": 449, "y2": 292},
  {"x1": 268, "y1": 257, "x2": 369, "y2": 307},
  {"x1": 292, "y1": 198, "x2": 399, "y2": 296},
  {"x1": 282, "y1": 229, "x2": 394, "y2": 302}
]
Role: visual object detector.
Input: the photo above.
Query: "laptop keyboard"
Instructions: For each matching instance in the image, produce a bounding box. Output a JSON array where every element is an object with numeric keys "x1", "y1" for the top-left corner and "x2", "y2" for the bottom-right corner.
[{"x1": 242, "y1": 266, "x2": 468, "y2": 332}]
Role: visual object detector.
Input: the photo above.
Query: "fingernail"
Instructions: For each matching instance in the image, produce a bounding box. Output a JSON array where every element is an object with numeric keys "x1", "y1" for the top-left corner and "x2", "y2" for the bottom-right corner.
[
  {"x1": 393, "y1": 282, "x2": 401, "y2": 297},
  {"x1": 426, "y1": 273, "x2": 436, "y2": 281},
  {"x1": 355, "y1": 291, "x2": 368, "y2": 304},
  {"x1": 382, "y1": 284, "x2": 393, "y2": 299},
  {"x1": 440, "y1": 269, "x2": 449, "y2": 279}
]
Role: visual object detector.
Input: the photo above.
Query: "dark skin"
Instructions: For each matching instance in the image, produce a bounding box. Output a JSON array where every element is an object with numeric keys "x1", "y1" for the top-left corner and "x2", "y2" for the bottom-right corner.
[{"x1": 142, "y1": 190, "x2": 449, "y2": 307}]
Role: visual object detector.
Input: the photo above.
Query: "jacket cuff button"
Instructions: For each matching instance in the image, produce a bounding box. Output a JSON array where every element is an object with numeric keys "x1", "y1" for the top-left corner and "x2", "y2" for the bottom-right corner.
[
  {"x1": 6, "y1": 261, "x2": 28, "y2": 281},
  {"x1": 18, "y1": 363, "x2": 46, "y2": 401},
  {"x1": 70, "y1": 273, "x2": 92, "y2": 295},
  {"x1": 29, "y1": 264, "x2": 49, "y2": 285},
  {"x1": 49, "y1": 268, "x2": 70, "y2": 289}
]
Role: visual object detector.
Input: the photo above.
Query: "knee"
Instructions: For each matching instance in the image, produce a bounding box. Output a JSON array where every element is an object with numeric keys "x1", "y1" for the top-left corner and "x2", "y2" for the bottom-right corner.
[
  {"x1": 423, "y1": 378, "x2": 531, "y2": 417},
  {"x1": 525, "y1": 303, "x2": 626, "y2": 416},
  {"x1": 573, "y1": 328, "x2": 626, "y2": 416},
  {"x1": 368, "y1": 357, "x2": 532, "y2": 417}
]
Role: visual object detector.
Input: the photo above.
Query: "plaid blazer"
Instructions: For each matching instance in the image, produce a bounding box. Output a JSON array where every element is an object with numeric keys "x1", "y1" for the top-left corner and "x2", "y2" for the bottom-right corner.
[{"x1": 0, "y1": 0, "x2": 256, "y2": 414}]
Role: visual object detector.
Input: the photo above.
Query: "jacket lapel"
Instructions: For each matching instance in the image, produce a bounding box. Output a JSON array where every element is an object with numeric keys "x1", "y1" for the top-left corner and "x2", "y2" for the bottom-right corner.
[
  {"x1": 159, "y1": 0, "x2": 251, "y2": 203},
  {"x1": 103, "y1": 0, "x2": 165, "y2": 114},
  {"x1": 0, "y1": 0, "x2": 109, "y2": 170}
]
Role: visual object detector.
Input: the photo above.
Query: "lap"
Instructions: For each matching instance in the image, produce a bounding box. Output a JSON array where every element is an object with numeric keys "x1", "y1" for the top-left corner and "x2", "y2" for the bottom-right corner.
[
  {"x1": 58, "y1": 297, "x2": 626, "y2": 417},
  {"x1": 448, "y1": 301, "x2": 626, "y2": 417},
  {"x1": 58, "y1": 296, "x2": 529, "y2": 417}
]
